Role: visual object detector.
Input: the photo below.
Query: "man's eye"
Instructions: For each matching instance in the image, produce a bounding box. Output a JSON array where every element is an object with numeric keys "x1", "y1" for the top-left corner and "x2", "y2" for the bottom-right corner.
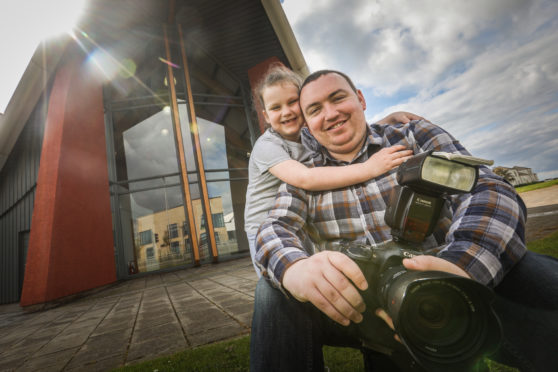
[
  {"x1": 307, "y1": 107, "x2": 320, "y2": 116},
  {"x1": 332, "y1": 95, "x2": 345, "y2": 102}
]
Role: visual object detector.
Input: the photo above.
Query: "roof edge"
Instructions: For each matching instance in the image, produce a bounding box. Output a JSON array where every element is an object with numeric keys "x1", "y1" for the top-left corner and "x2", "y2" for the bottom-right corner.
[
  {"x1": 261, "y1": 0, "x2": 309, "y2": 77},
  {"x1": 0, "y1": 36, "x2": 68, "y2": 171}
]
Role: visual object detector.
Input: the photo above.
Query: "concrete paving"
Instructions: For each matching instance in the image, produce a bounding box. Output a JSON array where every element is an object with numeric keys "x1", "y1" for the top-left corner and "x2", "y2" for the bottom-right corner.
[
  {"x1": 0, "y1": 258, "x2": 258, "y2": 372},
  {"x1": 1, "y1": 186, "x2": 556, "y2": 372}
]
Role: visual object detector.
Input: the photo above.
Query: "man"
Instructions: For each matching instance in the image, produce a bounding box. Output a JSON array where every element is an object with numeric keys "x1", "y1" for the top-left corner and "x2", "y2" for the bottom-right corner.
[{"x1": 250, "y1": 70, "x2": 558, "y2": 372}]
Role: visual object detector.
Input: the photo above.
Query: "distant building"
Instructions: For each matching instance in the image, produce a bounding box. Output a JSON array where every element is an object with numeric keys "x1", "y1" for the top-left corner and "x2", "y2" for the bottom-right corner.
[
  {"x1": 493, "y1": 166, "x2": 539, "y2": 186},
  {"x1": 0, "y1": 0, "x2": 308, "y2": 306}
]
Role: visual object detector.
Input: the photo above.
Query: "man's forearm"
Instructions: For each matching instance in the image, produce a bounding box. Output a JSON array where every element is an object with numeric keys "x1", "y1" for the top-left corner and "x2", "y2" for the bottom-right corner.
[
  {"x1": 407, "y1": 121, "x2": 527, "y2": 286},
  {"x1": 255, "y1": 184, "x2": 311, "y2": 289},
  {"x1": 438, "y1": 170, "x2": 527, "y2": 287}
]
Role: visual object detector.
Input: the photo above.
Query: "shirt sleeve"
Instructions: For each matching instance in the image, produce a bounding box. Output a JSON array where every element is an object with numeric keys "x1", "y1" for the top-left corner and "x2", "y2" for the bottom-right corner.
[
  {"x1": 406, "y1": 120, "x2": 527, "y2": 287},
  {"x1": 251, "y1": 131, "x2": 294, "y2": 176},
  {"x1": 254, "y1": 183, "x2": 311, "y2": 290}
]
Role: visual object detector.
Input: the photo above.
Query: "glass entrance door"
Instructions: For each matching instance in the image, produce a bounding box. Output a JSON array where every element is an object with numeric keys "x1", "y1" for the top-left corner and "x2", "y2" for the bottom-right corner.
[{"x1": 105, "y1": 23, "x2": 251, "y2": 277}]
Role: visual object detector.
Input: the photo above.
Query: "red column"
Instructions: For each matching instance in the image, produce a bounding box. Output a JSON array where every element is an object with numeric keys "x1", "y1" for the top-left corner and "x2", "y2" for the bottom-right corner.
[
  {"x1": 247, "y1": 57, "x2": 284, "y2": 134},
  {"x1": 20, "y1": 51, "x2": 116, "y2": 306}
]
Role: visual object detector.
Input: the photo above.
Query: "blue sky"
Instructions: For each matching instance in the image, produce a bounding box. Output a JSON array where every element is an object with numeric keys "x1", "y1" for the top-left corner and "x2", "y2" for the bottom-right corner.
[{"x1": 282, "y1": 0, "x2": 558, "y2": 180}]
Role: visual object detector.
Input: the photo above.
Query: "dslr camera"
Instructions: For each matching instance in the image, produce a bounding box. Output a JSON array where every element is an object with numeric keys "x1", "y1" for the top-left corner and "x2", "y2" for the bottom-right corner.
[{"x1": 342, "y1": 151, "x2": 501, "y2": 372}]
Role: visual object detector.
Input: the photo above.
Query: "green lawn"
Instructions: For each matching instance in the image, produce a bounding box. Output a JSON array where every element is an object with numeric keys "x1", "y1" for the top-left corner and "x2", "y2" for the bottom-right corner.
[
  {"x1": 112, "y1": 232, "x2": 558, "y2": 372},
  {"x1": 515, "y1": 178, "x2": 558, "y2": 193}
]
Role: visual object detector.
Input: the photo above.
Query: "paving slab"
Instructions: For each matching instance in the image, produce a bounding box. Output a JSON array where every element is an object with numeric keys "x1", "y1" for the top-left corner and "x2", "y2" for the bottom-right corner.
[{"x1": 0, "y1": 256, "x2": 257, "y2": 371}]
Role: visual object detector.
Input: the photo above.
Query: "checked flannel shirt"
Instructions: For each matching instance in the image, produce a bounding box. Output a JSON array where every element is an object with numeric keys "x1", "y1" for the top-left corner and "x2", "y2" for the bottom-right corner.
[{"x1": 255, "y1": 120, "x2": 527, "y2": 290}]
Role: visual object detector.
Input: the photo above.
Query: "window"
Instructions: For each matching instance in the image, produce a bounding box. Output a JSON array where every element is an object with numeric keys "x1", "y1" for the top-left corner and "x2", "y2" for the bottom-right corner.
[
  {"x1": 168, "y1": 223, "x2": 179, "y2": 239},
  {"x1": 146, "y1": 247, "x2": 155, "y2": 258},
  {"x1": 171, "y1": 241, "x2": 180, "y2": 254},
  {"x1": 200, "y1": 232, "x2": 207, "y2": 247},
  {"x1": 201, "y1": 213, "x2": 225, "y2": 228},
  {"x1": 212, "y1": 213, "x2": 225, "y2": 228},
  {"x1": 140, "y1": 230, "x2": 152, "y2": 245}
]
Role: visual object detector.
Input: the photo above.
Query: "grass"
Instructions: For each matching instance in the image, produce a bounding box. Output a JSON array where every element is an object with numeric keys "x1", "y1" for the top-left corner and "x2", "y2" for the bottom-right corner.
[
  {"x1": 112, "y1": 234, "x2": 558, "y2": 372},
  {"x1": 526, "y1": 229, "x2": 558, "y2": 257},
  {"x1": 515, "y1": 178, "x2": 558, "y2": 193}
]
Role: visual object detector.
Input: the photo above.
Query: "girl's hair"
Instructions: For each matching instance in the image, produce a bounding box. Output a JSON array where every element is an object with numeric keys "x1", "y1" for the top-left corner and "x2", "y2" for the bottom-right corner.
[{"x1": 255, "y1": 65, "x2": 303, "y2": 109}]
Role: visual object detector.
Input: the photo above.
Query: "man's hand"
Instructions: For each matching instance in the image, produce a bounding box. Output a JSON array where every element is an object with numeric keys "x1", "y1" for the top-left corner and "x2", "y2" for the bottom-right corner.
[
  {"x1": 376, "y1": 255, "x2": 471, "y2": 340},
  {"x1": 402, "y1": 255, "x2": 470, "y2": 278},
  {"x1": 282, "y1": 251, "x2": 368, "y2": 326},
  {"x1": 376, "y1": 111, "x2": 427, "y2": 125}
]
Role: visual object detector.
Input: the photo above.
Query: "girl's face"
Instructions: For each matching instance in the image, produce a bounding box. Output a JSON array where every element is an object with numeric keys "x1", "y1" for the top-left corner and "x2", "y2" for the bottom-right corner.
[{"x1": 262, "y1": 82, "x2": 305, "y2": 142}]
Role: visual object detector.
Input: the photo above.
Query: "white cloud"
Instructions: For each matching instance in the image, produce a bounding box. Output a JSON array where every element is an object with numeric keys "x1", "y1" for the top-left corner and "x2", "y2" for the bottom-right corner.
[{"x1": 283, "y1": 0, "x2": 558, "y2": 176}]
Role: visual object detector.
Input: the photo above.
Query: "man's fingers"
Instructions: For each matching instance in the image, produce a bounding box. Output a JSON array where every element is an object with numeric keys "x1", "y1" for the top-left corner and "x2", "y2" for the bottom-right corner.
[
  {"x1": 327, "y1": 252, "x2": 368, "y2": 291},
  {"x1": 283, "y1": 252, "x2": 368, "y2": 326},
  {"x1": 315, "y1": 277, "x2": 363, "y2": 324},
  {"x1": 402, "y1": 256, "x2": 471, "y2": 278},
  {"x1": 376, "y1": 309, "x2": 402, "y2": 344},
  {"x1": 321, "y1": 263, "x2": 366, "y2": 314},
  {"x1": 325, "y1": 252, "x2": 367, "y2": 321},
  {"x1": 375, "y1": 309, "x2": 395, "y2": 330},
  {"x1": 309, "y1": 286, "x2": 353, "y2": 326}
]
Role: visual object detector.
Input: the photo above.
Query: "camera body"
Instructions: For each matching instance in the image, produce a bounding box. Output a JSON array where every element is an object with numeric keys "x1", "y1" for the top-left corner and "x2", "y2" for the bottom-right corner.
[{"x1": 342, "y1": 240, "x2": 501, "y2": 372}]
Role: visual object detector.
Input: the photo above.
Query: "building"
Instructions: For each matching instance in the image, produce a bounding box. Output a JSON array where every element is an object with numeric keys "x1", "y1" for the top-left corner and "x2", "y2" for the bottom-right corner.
[
  {"x1": 492, "y1": 166, "x2": 539, "y2": 186},
  {"x1": 0, "y1": 0, "x2": 308, "y2": 306}
]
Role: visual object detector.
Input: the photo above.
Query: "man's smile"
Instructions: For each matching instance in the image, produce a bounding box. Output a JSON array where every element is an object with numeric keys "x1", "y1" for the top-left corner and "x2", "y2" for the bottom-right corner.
[{"x1": 327, "y1": 120, "x2": 347, "y2": 131}]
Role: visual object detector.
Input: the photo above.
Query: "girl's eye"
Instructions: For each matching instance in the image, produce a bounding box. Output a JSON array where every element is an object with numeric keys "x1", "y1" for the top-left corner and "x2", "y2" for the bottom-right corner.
[{"x1": 288, "y1": 99, "x2": 299, "y2": 105}]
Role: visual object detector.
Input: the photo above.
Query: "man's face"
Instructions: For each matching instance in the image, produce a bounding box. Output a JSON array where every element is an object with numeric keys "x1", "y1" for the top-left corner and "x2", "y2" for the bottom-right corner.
[{"x1": 300, "y1": 73, "x2": 368, "y2": 162}]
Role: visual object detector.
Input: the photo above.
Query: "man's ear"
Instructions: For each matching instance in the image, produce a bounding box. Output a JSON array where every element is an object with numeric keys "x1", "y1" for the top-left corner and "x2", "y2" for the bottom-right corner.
[{"x1": 356, "y1": 89, "x2": 366, "y2": 111}]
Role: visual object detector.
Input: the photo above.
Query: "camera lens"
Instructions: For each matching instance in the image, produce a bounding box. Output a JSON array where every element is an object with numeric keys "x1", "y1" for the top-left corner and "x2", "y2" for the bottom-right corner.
[
  {"x1": 418, "y1": 298, "x2": 443, "y2": 323},
  {"x1": 396, "y1": 279, "x2": 487, "y2": 363},
  {"x1": 404, "y1": 285, "x2": 470, "y2": 354}
]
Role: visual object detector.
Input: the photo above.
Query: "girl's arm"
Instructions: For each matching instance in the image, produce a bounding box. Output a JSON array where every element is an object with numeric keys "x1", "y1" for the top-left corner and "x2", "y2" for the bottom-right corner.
[{"x1": 269, "y1": 145, "x2": 412, "y2": 191}]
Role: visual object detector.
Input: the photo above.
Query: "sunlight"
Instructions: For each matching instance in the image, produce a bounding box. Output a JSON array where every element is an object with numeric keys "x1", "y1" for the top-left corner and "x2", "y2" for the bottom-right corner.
[{"x1": 0, "y1": 0, "x2": 87, "y2": 114}]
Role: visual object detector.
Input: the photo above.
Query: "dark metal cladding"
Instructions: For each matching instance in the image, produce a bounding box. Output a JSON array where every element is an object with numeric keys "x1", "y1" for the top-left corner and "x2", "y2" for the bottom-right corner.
[{"x1": 0, "y1": 87, "x2": 48, "y2": 304}]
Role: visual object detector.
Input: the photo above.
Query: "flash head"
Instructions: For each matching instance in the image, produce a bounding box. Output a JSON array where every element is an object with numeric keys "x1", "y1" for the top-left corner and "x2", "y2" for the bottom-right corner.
[{"x1": 396, "y1": 151, "x2": 478, "y2": 196}]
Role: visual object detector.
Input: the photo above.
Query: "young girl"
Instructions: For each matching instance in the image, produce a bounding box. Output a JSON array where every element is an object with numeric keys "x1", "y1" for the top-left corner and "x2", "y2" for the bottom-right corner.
[{"x1": 244, "y1": 65, "x2": 417, "y2": 276}]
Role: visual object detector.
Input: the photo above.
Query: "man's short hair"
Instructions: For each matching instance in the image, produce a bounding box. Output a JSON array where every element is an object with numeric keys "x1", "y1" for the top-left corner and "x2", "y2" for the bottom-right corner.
[{"x1": 300, "y1": 70, "x2": 358, "y2": 93}]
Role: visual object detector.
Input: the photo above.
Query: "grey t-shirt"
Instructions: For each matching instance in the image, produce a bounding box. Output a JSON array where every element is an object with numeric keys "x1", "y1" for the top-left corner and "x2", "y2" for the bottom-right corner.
[{"x1": 244, "y1": 129, "x2": 312, "y2": 234}]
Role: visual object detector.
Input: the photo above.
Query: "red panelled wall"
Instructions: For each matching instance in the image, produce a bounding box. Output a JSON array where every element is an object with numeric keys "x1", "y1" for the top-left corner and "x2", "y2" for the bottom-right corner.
[
  {"x1": 20, "y1": 51, "x2": 116, "y2": 306},
  {"x1": 247, "y1": 56, "x2": 284, "y2": 134}
]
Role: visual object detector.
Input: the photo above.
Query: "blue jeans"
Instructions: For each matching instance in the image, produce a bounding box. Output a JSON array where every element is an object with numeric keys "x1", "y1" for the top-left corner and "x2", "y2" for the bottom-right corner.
[{"x1": 249, "y1": 251, "x2": 558, "y2": 372}]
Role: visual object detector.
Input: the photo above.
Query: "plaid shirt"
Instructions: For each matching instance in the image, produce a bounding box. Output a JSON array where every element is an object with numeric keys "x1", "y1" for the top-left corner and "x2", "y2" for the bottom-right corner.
[{"x1": 255, "y1": 120, "x2": 527, "y2": 290}]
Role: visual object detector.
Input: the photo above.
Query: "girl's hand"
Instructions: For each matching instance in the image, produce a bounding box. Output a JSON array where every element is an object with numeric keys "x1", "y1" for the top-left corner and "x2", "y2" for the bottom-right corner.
[
  {"x1": 376, "y1": 111, "x2": 428, "y2": 125},
  {"x1": 365, "y1": 145, "x2": 413, "y2": 177}
]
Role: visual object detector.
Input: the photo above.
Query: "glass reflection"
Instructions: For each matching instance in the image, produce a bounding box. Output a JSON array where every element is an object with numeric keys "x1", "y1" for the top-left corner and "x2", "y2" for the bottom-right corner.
[
  {"x1": 197, "y1": 112, "x2": 250, "y2": 257},
  {"x1": 121, "y1": 185, "x2": 194, "y2": 273},
  {"x1": 113, "y1": 106, "x2": 178, "y2": 182}
]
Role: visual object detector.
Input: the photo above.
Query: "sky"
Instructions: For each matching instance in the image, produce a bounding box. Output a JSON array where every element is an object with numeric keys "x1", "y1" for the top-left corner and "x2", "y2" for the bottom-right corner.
[
  {"x1": 0, "y1": 0, "x2": 86, "y2": 114},
  {"x1": 2, "y1": 1, "x2": 556, "y2": 181},
  {"x1": 281, "y1": 0, "x2": 558, "y2": 180}
]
